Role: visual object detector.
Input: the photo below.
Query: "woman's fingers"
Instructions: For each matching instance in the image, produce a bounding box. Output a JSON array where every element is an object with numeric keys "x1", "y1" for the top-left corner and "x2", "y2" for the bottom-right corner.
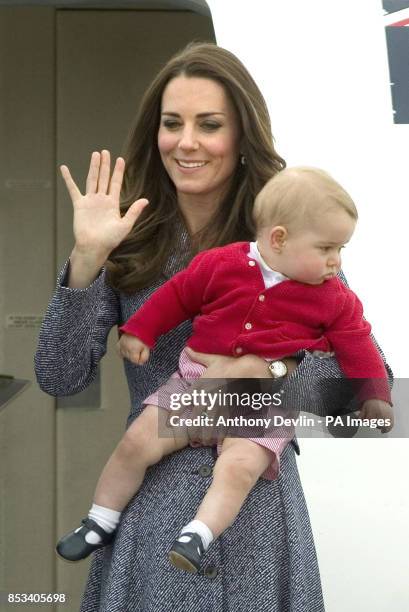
[
  {"x1": 60, "y1": 164, "x2": 82, "y2": 203},
  {"x1": 97, "y1": 149, "x2": 111, "y2": 193},
  {"x1": 64, "y1": 150, "x2": 133, "y2": 204},
  {"x1": 109, "y1": 156, "x2": 125, "y2": 200},
  {"x1": 85, "y1": 151, "x2": 101, "y2": 194}
]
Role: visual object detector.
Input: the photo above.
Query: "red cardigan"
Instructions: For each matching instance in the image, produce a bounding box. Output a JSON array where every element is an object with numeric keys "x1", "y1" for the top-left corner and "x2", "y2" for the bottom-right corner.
[{"x1": 120, "y1": 242, "x2": 390, "y2": 403}]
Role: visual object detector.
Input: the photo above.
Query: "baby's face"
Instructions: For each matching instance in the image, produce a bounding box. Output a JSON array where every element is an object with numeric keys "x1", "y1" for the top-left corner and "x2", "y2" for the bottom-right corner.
[{"x1": 277, "y1": 209, "x2": 356, "y2": 284}]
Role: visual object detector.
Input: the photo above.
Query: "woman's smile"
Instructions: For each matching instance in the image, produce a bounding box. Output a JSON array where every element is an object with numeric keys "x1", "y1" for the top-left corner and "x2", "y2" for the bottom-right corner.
[{"x1": 175, "y1": 159, "x2": 209, "y2": 171}]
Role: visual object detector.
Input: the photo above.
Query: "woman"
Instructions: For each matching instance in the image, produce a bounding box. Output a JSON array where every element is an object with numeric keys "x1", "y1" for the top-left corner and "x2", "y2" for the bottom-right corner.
[{"x1": 35, "y1": 42, "x2": 389, "y2": 611}]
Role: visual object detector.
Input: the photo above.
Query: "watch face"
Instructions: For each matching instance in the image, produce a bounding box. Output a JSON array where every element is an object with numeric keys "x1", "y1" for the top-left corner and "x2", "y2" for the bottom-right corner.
[{"x1": 269, "y1": 360, "x2": 287, "y2": 378}]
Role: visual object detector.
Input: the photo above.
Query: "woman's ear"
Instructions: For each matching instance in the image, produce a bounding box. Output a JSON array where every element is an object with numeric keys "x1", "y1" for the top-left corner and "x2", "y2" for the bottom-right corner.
[{"x1": 269, "y1": 226, "x2": 288, "y2": 252}]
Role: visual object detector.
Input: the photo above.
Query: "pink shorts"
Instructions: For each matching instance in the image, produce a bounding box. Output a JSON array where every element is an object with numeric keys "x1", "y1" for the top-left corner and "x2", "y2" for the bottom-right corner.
[{"x1": 144, "y1": 349, "x2": 293, "y2": 480}]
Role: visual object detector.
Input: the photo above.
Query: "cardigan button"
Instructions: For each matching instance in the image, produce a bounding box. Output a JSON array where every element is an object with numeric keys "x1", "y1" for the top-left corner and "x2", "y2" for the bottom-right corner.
[
  {"x1": 258, "y1": 294, "x2": 265, "y2": 301},
  {"x1": 244, "y1": 322, "x2": 252, "y2": 330},
  {"x1": 248, "y1": 260, "x2": 256, "y2": 267},
  {"x1": 235, "y1": 347, "x2": 243, "y2": 354}
]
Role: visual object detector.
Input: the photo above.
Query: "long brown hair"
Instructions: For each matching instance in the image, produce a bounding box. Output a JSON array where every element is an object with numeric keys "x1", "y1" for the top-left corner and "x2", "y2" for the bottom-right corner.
[{"x1": 106, "y1": 42, "x2": 286, "y2": 293}]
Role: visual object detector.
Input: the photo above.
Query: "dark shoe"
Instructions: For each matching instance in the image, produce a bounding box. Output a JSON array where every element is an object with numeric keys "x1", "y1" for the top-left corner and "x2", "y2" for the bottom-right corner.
[
  {"x1": 168, "y1": 532, "x2": 205, "y2": 573},
  {"x1": 56, "y1": 518, "x2": 115, "y2": 562}
]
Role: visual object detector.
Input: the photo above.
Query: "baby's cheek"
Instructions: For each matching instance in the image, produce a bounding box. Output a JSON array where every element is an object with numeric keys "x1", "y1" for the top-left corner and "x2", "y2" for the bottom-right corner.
[{"x1": 299, "y1": 259, "x2": 322, "y2": 281}]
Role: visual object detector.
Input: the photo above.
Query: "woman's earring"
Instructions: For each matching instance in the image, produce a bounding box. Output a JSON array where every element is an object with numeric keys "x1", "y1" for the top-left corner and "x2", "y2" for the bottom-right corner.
[{"x1": 240, "y1": 155, "x2": 246, "y2": 166}]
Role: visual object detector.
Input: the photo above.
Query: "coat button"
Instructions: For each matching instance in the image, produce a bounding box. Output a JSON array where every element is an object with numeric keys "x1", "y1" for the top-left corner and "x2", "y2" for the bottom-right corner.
[
  {"x1": 244, "y1": 322, "x2": 252, "y2": 330},
  {"x1": 258, "y1": 294, "x2": 265, "y2": 301},
  {"x1": 204, "y1": 565, "x2": 219, "y2": 579},
  {"x1": 248, "y1": 260, "x2": 256, "y2": 267},
  {"x1": 198, "y1": 465, "x2": 212, "y2": 478}
]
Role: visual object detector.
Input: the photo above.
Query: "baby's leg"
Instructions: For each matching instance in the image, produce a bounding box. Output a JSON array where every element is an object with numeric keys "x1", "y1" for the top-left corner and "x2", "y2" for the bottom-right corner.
[
  {"x1": 94, "y1": 404, "x2": 189, "y2": 510},
  {"x1": 169, "y1": 438, "x2": 272, "y2": 572},
  {"x1": 194, "y1": 437, "x2": 272, "y2": 537},
  {"x1": 57, "y1": 404, "x2": 188, "y2": 561}
]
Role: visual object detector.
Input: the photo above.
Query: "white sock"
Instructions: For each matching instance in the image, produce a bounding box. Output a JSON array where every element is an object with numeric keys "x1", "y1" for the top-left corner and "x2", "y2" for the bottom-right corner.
[
  {"x1": 78, "y1": 504, "x2": 121, "y2": 545},
  {"x1": 179, "y1": 519, "x2": 214, "y2": 551}
]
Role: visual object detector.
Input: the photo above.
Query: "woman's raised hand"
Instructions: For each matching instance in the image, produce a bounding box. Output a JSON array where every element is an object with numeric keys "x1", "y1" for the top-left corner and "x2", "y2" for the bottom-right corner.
[{"x1": 60, "y1": 150, "x2": 148, "y2": 261}]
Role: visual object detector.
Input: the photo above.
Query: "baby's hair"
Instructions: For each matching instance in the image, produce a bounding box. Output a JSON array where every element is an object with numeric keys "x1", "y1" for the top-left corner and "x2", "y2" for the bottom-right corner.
[{"x1": 253, "y1": 166, "x2": 358, "y2": 233}]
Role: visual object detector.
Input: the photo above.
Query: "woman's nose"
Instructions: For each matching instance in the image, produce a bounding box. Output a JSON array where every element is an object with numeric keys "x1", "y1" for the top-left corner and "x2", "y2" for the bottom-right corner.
[{"x1": 178, "y1": 127, "x2": 199, "y2": 151}]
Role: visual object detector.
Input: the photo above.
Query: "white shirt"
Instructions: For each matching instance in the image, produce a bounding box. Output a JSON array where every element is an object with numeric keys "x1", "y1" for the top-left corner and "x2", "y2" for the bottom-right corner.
[{"x1": 248, "y1": 241, "x2": 288, "y2": 289}]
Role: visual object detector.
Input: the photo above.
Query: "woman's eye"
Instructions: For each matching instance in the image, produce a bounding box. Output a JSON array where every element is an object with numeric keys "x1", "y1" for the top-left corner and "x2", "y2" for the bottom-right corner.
[
  {"x1": 162, "y1": 120, "x2": 181, "y2": 129},
  {"x1": 201, "y1": 122, "x2": 221, "y2": 131}
]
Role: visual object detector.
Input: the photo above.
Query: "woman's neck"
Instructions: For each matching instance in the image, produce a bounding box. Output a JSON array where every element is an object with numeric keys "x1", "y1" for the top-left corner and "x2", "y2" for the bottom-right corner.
[{"x1": 177, "y1": 192, "x2": 221, "y2": 235}]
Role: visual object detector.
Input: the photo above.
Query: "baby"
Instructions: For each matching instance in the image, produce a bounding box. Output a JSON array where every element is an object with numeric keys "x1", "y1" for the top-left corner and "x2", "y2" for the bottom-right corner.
[{"x1": 57, "y1": 167, "x2": 392, "y2": 572}]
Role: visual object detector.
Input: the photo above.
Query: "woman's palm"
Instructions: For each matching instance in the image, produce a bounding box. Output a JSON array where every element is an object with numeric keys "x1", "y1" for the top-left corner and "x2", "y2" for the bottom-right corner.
[{"x1": 60, "y1": 150, "x2": 148, "y2": 255}]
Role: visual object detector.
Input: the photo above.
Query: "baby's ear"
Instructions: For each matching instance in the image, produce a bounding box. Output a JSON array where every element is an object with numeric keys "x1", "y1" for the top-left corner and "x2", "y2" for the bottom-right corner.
[{"x1": 269, "y1": 226, "x2": 288, "y2": 251}]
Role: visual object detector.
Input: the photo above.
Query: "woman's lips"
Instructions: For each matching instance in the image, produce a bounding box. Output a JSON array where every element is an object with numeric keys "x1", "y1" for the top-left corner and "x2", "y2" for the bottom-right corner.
[{"x1": 175, "y1": 159, "x2": 209, "y2": 173}]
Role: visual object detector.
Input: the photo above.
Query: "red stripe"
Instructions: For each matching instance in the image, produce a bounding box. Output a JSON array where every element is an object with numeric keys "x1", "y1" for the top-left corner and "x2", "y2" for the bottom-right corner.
[{"x1": 387, "y1": 17, "x2": 409, "y2": 26}]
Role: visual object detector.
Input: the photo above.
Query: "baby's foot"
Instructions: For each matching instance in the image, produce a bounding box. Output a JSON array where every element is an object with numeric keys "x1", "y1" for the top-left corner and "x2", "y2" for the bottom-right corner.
[
  {"x1": 168, "y1": 532, "x2": 205, "y2": 573},
  {"x1": 56, "y1": 518, "x2": 116, "y2": 562}
]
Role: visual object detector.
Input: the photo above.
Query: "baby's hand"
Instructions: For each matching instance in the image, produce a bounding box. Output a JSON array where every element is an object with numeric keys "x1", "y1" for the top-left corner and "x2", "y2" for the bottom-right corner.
[
  {"x1": 117, "y1": 334, "x2": 150, "y2": 365},
  {"x1": 358, "y1": 399, "x2": 394, "y2": 433}
]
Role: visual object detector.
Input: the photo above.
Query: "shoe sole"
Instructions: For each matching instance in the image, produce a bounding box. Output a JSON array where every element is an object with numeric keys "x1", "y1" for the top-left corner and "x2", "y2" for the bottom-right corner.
[
  {"x1": 55, "y1": 549, "x2": 87, "y2": 564},
  {"x1": 168, "y1": 551, "x2": 198, "y2": 573},
  {"x1": 55, "y1": 544, "x2": 103, "y2": 564}
]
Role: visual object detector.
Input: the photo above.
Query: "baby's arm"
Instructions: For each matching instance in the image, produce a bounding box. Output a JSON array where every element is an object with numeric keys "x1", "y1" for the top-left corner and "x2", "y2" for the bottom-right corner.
[
  {"x1": 117, "y1": 334, "x2": 150, "y2": 365},
  {"x1": 120, "y1": 249, "x2": 216, "y2": 347},
  {"x1": 324, "y1": 283, "x2": 393, "y2": 429}
]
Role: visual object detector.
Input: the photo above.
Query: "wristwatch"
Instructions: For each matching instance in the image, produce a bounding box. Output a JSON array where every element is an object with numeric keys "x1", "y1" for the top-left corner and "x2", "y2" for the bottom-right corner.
[{"x1": 267, "y1": 360, "x2": 288, "y2": 378}]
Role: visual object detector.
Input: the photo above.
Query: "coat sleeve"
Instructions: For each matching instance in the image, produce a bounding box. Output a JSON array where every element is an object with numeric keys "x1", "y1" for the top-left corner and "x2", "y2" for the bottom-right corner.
[
  {"x1": 34, "y1": 260, "x2": 120, "y2": 396},
  {"x1": 119, "y1": 250, "x2": 215, "y2": 347}
]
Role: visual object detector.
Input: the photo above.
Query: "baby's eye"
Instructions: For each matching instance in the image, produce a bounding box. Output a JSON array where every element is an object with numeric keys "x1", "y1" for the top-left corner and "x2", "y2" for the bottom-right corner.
[{"x1": 319, "y1": 246, "x2": 331, "y2": 253}]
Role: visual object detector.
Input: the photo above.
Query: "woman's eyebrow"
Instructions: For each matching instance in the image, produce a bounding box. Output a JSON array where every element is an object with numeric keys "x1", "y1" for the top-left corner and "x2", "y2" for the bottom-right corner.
[{"x1": 161, "y1": 111, "x2": 226, "y2": 117}]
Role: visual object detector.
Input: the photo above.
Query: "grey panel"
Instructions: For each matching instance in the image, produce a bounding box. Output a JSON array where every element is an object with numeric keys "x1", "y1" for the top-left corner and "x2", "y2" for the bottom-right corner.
[
  {"x1": 0, "y1": 0, "x2": 212, "y2": 19},
  {"x1": 0, "y1": 5, "x2": 57, "y2": 606},
  {"x1": 385, "y1": 26, "x2": 409, "y2": 123},
  {"x1": 383, "y1": 0, "x2": 409, "y2": 14},
  {"x1": 0, "y1": 377, "x2": 30, "y2": 412}
]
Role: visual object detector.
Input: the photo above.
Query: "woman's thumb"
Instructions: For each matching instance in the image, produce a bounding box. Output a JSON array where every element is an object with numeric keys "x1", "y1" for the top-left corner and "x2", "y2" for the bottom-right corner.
[{"x1": 124, "y1": 198, "x2": 149, "y2": 226}]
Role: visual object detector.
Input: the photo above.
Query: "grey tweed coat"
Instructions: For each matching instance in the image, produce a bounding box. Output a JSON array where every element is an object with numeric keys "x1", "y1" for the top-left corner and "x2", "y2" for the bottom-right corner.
[{"x1": 35, "y1": 231, "x2": 389, "y2": 612}]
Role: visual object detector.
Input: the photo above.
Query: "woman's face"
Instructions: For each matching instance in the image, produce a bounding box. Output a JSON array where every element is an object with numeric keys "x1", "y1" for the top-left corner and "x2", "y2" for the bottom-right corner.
[{"x1": 158, "y1": 75, "x2": 241, "y2": 208}]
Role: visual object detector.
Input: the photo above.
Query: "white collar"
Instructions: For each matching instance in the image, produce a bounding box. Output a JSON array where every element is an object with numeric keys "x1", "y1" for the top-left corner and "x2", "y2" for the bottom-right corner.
[{"x1": 248, "y1": 241, "x2": 288, "y2": 284}]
